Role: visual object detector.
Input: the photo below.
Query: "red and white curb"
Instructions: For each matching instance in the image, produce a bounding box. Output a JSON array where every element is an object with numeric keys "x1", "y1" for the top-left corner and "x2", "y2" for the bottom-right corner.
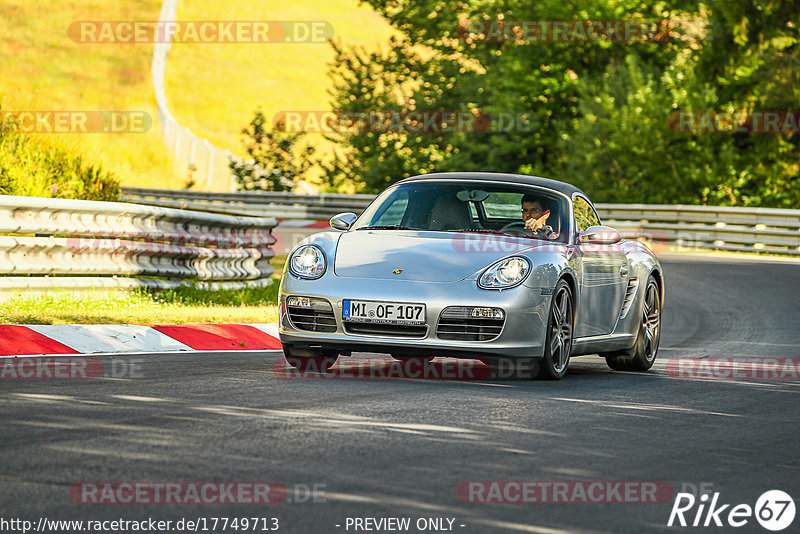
[{"x1": 0, "y1": 323, "x2": 282, "y2": 357}]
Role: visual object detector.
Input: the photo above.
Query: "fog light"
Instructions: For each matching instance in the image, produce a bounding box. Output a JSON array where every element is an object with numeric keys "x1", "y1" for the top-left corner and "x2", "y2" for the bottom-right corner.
[
  {"x1": 287, "y1": 296, "x2": 312, "y2": 308},
  {"x1": 286, "y1": 296, "x2": 334, "y2": 312},
  {"x1": 470, "y1": 307, "x2": 504, "y2": 319}
]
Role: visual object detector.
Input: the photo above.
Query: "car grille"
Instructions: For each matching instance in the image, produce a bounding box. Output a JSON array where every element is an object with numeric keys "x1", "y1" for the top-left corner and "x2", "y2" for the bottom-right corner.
[
  {"x1": 436, "y1": 306, "x2": 505, "y2": 341},
  {"x1": 343, "y1": 321, "x2": 427, "y2": 338},
  {"x1": 286, "y1": 297, "x2": 337, "y2": 332}
]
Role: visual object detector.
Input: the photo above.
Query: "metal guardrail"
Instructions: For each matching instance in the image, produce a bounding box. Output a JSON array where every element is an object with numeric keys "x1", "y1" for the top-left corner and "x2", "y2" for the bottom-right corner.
[
  {"x1": 123, "y1": 187, "x2": 376, "y2": 219},
  {"x1": 122, "y1": 187, "x2": 800, "y2": 256},
  {"x1": 598, "y1": 204, "x2": 800, "y2": 255},
  {"x1": 0, "y1": 195, "x2": 277, "y2": 291}
]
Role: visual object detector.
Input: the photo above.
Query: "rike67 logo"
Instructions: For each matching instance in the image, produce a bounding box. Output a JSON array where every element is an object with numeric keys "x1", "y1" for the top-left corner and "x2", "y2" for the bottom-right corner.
[{"x1": 668, "y1": 490, "x2": 796, "y2": 531}]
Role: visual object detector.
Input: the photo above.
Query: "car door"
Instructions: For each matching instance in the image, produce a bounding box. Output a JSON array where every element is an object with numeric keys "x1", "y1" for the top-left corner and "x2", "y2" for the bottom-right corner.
[{"x1": 572, "y1": 195, "x2": 628, "y2": 337}]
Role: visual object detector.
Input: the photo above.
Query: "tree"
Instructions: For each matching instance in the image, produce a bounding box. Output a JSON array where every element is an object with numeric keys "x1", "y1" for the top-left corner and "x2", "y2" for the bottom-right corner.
[
  {"x1": 323, "y1": 0, "x2": 687, "y2": 193},
  {"x1": 230, "y1": 110, "x2": 315, "y2": 192},
  {"x1": 561, "y1": 0, "x2": 799, "y2": 206},
  {"x1": 321, "y1": 0, "x2": 800, "y2": 206}
]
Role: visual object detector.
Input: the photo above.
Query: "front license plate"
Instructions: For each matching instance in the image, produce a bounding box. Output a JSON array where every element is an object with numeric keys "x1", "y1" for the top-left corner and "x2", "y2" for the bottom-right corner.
[{"x1": 342, "y1": 299, "x2": 426, "y2": 325}]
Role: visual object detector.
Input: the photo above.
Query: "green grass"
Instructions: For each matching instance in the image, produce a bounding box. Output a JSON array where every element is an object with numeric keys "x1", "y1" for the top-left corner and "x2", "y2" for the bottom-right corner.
[
  {"x1": 0, "y1": 115, "x2": 120, "y2": 200},
  {"x1": 0, "y1": 287, "x2": 279, "y2": 325},
  {"x1": 166, "y1": 0, "x2": 396, "y2": 190},
  {"x1": 0, "y1": 255, "x2": 287, "y2": 325}
]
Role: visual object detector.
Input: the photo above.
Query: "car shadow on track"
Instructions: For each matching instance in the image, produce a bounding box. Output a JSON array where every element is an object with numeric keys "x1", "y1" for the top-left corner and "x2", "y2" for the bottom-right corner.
[
  {"x1": 272, "y1": 353, "x2": 651, "y2": 385},
  {"x1": 272, "y1": 352, "x2": 800, "y2": 395}
]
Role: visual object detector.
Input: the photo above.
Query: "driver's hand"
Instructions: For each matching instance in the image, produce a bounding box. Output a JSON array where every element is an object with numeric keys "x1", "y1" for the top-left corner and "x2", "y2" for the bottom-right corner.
[{"x1": 525, "y1": 211, "x2": 550, "y2": 232}]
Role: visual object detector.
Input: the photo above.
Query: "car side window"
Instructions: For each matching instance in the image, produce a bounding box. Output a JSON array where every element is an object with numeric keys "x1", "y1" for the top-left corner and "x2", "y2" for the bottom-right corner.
[
  {"x1": 482, "y1": 192, "x2": 522, "y2": 219},
  {"x1": 371, "y1": 190, "x2": 409, "y2": 226},
  {"x1": 574, "y1": 196, "x2": 600, "y2": 232}
]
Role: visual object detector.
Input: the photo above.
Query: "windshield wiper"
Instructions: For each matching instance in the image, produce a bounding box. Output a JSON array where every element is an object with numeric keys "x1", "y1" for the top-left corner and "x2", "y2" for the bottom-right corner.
[
  {"x1": 357, "y1": 225, "x2": 416, "y2": 230},
  {"x1": 457, "y1": 228, "x2": 551, "y2": 240},
  {"x1": 454, "y1": 229, "x2": 508, "y2": 235}
]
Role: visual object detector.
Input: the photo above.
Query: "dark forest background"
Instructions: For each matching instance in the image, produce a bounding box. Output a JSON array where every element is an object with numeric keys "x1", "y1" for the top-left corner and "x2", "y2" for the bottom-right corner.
[{"x1": 236, "y1": 0, "x2": 799, "y2": 207}]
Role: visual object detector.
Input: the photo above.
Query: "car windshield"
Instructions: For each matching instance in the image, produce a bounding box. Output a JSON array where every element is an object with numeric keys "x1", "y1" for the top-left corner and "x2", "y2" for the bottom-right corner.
[{"x1": 351, "y1": 181, "x2": 569, "y2": 243}]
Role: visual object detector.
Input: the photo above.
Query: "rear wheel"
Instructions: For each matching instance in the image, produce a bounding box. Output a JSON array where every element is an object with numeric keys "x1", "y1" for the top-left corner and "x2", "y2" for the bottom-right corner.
[
  {"x1": 605, "y1": 275, "x2": 661, "y2": 372},
  {"x1": 537, "y1": 279, "x2": 574, "y2": 380}
]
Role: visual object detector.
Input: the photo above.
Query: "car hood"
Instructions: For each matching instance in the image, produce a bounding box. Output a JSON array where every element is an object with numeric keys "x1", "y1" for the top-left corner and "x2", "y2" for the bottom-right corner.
[{"x1": 334, "y1": 230, "x2": 541, "y2": 282}]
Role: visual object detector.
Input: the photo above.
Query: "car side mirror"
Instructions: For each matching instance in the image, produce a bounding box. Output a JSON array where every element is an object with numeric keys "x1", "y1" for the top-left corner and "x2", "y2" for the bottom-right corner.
[
  {"x1": 578, "y1": 225, "x2": 622, "y2": 245},
  {"x1": 330, "y1": 212, "x2": 358, "y2": 231}
]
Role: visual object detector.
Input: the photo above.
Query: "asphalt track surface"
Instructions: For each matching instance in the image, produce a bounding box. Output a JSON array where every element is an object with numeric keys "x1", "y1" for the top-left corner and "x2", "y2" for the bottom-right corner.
[{"x1": 1, "y1": 254, "x2": 799, "y2": 533}]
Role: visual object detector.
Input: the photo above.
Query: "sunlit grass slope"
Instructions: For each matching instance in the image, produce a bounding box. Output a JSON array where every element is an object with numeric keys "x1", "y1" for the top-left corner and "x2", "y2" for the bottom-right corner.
[
  {"x1": 0, "y1": 0, "x2": 394, "y2": 191},
  {"x1": 0, "y1": 0, "x2": 184, "y2": 189},
  {"x1": 166, "y1": 0, "x2": 396, "y2": 176}
]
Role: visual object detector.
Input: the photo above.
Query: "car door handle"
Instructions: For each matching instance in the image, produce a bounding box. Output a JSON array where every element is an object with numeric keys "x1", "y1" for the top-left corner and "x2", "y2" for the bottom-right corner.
[{"x1": 619, "y1": 264, "x2": 628, "y2": 277}]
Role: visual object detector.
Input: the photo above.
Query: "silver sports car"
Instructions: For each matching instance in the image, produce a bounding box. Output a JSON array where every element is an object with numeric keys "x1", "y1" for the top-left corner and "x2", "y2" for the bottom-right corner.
[{"x1": 278, "y1": 172, "x2": 663, "y2": 379}]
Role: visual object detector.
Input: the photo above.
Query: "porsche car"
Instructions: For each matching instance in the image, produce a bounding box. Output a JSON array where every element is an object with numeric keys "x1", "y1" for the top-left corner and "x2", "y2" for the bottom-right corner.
[{"x1": 278, "y1": 172, "x2": 663, "y2": 379}]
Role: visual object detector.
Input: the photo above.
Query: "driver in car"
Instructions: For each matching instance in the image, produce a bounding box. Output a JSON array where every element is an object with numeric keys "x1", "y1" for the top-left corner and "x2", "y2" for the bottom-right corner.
[{"x1": 521, "y1": 194, "x2": 558, "y2": 240}]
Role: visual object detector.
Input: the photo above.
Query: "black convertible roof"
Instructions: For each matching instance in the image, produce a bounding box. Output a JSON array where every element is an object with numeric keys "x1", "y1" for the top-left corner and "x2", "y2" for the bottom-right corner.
[{"x1": 398, "y1": 172, "x2": 588, "y2": 198}]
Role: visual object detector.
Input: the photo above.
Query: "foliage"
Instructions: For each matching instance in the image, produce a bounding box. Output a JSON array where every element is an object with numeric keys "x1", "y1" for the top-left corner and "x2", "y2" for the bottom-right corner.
[
  {"x1": 317, "y1": 0, "x2": 799, "y2": 207},
  {"x1": 0, "y1": 111, "x2": 120, "y2": 201},
  {"x1": 230, "y1": 110, "x2": 316, "y2": 191}
]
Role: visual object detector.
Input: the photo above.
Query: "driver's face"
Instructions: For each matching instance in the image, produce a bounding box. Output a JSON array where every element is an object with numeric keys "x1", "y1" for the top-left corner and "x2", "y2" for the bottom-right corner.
[{"x1": 522, "y1": 201, "x2": 545, "y2": 222}]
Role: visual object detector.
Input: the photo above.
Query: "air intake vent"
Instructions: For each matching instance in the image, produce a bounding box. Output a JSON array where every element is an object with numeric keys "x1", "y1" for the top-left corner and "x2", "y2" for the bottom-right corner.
[
  {"x1": 286, "y1": 297, "x2": 337, "y2": 332},
  {"x1": 343, "y1": 322, "x2": 427, "y2": 338},
  {"x1": 436, "y1": 306, "x2": 505, "y2": 342},
  {"x1": 619, "y1": 278, "x2": 639, "y2": 319}
]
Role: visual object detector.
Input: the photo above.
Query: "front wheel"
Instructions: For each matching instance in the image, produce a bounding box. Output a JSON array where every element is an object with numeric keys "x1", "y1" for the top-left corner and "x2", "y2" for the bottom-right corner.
[
  {"x1": 605, "y1": 275, "x2": 661, "y2": 372},
  {"x1": 537, "y1": 279, "x2": 574, "y2": 380}
]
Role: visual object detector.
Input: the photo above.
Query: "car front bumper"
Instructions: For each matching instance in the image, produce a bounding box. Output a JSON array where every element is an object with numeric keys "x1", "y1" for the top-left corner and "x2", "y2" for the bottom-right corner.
[{"x1": 278, "y1": 273, "x2": 551, "y2": 360}]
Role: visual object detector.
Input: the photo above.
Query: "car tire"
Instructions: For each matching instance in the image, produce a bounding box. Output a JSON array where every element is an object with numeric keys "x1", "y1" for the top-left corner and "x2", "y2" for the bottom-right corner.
[
  {"x1": 537, "y1": 279, "x2": 574, "y2": 380},
  {"x1": 604, "y1": 274, "x2": 661, "y2": 372}
]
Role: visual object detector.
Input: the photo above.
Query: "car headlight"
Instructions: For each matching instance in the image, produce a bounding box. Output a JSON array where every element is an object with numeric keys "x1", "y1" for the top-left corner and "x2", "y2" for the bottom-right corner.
[
  {"x1": 478, "y1": 256, "x2": 531, "y2": 289},
  {"x1": 289, "y1": 245, "x2": 326, "y2": 279}
]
